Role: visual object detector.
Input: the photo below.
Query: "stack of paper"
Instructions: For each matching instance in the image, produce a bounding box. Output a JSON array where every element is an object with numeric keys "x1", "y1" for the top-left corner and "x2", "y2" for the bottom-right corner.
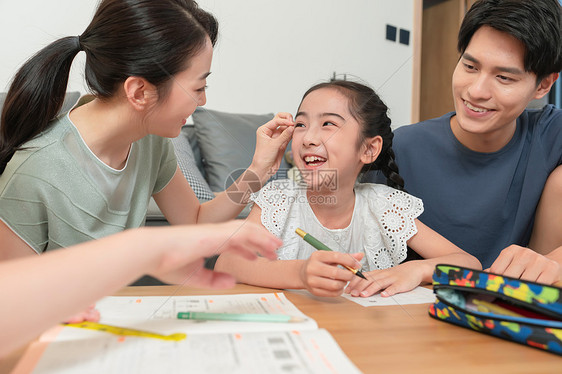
[{"x1": 20, "y1": 293, "x2": 361, "y2": 374}]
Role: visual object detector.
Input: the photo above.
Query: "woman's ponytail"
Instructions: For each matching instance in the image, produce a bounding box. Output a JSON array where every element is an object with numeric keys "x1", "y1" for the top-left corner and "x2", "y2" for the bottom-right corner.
[
  {"x1": 1, "y1": 0, "x2": 219, "y2": 175},
  {"x1": 0, "y1": 36, "x2": 81, "y2": 174}
]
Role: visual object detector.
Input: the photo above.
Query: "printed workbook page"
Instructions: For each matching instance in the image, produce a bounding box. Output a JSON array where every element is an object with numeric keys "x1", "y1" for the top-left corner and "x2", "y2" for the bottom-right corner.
[
  {"x1": 28, "y1": 329, "x2": 360, "y2": 374},
  {"x1": 15, "y1": 293, "x2": 361, "y2": 374},
  {"x1": 87, "y1": 293, "x2": 318, "y2": 335}
]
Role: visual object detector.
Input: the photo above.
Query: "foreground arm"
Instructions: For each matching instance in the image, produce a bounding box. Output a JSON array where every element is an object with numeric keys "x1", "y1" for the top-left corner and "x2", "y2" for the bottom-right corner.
[
  {"x1": 346, "y1": 220, "x2": 481, "y2": 297},
  {"x1": 155, "y1": 113, "x2": 294, "y2": 224},
  {"x1": 0, "y1": 221, "x2": 281, "y2": 358},
  {"x1": 489, "y1": 165, "x2": 562, "y2": 284},
  {"x1": 215, "y1": 205, "x2": 361, "y2": 297}
]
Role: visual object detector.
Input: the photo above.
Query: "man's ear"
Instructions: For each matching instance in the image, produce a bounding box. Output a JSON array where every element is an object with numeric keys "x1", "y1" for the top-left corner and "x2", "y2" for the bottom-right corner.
[
  {"x1": 361, "y1": 135, "x2": 383, "y2": 165},
  {"x1": 534, "y1": 72, "x2": 559, "y2": 100},
  {"x1": 123, "y1": 76, "x2": 158, "y2": 111}
]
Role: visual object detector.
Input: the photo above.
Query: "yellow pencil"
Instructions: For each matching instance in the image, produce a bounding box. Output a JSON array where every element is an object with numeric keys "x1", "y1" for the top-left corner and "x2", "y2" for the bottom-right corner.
[{"x1": 64, "y1": 321, "x2": 186, "y2": 341}]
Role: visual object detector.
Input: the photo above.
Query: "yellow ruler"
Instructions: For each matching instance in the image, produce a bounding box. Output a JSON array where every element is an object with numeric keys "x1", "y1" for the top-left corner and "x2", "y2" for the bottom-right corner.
[{"x1": 64, "y1": 321, "x2": 186, "y2": 341}]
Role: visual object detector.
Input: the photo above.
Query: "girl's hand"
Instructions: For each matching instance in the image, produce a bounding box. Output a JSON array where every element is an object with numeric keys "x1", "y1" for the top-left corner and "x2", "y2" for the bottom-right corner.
[
  {"x1": 149, "y1": 220, "x2": 282, "y2": 288},
  {"x1": 300, "y1": 251, "x2": 363, "y2": 297},
  {"x1": 345, "y1": 261, "x2": 425, "y2": 297},
  {"x1": 250, "y1": 113, "x2": 295, "y2": 181}
]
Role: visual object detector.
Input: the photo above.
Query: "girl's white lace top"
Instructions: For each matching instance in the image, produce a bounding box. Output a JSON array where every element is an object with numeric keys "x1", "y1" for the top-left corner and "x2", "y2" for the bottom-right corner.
[{"x1": 250, "y1": 179, "x2": 424, "y2": 271}]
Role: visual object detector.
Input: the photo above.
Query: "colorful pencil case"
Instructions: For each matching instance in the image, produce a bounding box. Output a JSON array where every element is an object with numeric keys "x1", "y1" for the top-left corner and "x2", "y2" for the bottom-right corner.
[{"x1": 428, "y1": 264, "x2": 562, "y2": 355}]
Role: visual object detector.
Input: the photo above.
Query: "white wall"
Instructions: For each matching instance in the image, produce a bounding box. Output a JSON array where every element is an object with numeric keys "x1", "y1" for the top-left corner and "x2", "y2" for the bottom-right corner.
[
  {"x1": 0, "y1": 1, "x2": 95, "y2": 93},
  {"x1": 0, "y1": 0, "x2": 415, "y2": 127}
]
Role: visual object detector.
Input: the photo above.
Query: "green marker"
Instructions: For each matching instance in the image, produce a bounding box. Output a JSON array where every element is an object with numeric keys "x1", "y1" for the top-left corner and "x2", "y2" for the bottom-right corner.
[
  {"x1": 177, "y1": 312, "x2": 304, "y2": 323},
  {"x1": 295, "y1": 228, "x2": 367, "y2": 280}
]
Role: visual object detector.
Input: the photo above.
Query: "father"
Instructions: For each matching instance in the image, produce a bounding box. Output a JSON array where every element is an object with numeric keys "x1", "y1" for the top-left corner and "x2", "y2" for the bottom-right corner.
[{"x1": 366, "y1": 0, "x2": 562, "y2": 283}]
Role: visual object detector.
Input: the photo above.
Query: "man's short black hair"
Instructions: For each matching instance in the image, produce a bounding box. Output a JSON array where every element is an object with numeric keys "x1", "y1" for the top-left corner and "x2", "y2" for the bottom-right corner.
[{"x1": 458, "y1": 0, "x2": 562, "y2": 81}]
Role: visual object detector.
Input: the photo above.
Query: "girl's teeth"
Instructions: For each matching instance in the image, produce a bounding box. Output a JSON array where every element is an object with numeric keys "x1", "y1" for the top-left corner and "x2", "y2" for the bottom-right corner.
[{"x1": 304, "y1": 156, "x2": 326, "y2": 163}]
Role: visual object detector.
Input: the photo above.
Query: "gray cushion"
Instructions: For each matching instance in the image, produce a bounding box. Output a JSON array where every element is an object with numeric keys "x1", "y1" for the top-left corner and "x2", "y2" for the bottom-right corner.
[
  {"x1": 192, "y1": 108, "x2": 276, "y2": 192},
  {"x1": 180, "y1": 125, "x2": 206, "y2": 178},
  {"x1": 171, "y1": 126, "x2": 215, "y2": 202}
]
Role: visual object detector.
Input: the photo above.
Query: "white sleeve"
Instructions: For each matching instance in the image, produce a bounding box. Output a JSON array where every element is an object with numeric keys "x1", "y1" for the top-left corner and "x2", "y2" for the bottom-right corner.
[
  {"x1": 249, "y1": 179, "x2": 297, "y2": 237},
  {"x1": 360, "y1": 184, "x2": 424, "y2": 269}
]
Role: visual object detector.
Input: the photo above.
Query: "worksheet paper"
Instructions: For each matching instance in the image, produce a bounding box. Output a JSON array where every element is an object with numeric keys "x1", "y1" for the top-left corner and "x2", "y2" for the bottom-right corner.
[
  {"x1": 82, "y1": 293, "x2": 318, "y2": 336},
  {"x1": 30, "y1": 329, "x2": 361, "y2": 374},
  {"x1": 20, "y1": 293, "x2": 360, "y2": 373},
  {"x1": 341, "y1": 286, "x2": 436, "y2": 307}
]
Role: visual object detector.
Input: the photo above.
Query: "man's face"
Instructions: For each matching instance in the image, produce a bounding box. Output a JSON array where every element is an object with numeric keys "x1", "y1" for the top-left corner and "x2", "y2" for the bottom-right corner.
[{"x1": 450, "y1": 26, "x2": 550, "y2": 152}]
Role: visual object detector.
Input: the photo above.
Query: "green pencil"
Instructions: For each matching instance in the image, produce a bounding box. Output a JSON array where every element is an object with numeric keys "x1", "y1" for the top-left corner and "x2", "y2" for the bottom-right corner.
[
  {"x1": 295, "y1": 228, "x2": 367, "y2": 280},
  {"x1": 177, "y1": 312, "x2": 304, "y2": 323}
]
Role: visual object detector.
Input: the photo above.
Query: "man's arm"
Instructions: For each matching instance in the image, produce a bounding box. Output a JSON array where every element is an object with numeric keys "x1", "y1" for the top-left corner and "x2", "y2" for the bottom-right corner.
[
  {"x1": 489, "y1": 165, "x2": 562, "y2": 284},
  {"x1": 532, "y1": 164, "x2": 562, "y2": 284},
  {"x1": 529, "y1": 164, "x2": 562, "y2": 254}
]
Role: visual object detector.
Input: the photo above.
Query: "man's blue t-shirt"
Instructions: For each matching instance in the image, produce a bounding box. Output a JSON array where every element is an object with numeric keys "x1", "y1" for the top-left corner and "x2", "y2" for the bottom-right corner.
[{"x1": 364, "y1": 105, "x2": 562, "y2": 268}]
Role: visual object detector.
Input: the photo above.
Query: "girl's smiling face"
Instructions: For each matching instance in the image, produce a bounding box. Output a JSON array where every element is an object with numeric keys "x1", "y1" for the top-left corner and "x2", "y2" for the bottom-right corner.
[{"x1": 292, "y1": 87, "x2": 367, "y2": 191}]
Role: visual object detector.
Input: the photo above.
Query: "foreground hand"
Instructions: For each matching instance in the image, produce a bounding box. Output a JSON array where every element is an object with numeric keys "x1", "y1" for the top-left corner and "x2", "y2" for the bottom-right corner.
[
  {"x1": 345, "y1": 261, "x2": 425, "y2": 297},
  {"x1": 251, "y1": 112, "x2": 295, "y2": 178},
  {"x1": 150, "y1": 220, "x2": 282, "y2": 288},
  {"x1": 63, "y1": 304, "x2": 100, "y2": 324},
  {"x1": 487, "y1": 245, "x2": 561, "y2": 284},
  {"x1": 300, "y1": 252, "x2": 363, "y2": 297}
]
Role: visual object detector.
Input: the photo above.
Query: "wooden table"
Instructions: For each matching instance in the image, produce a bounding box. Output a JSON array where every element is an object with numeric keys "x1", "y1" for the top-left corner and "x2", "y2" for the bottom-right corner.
[
  {"x1": 116, "y1": 284, "x2": 560, "y2": 373},
  {"x1": 4, "y1": 284, "x2": 561, "y2": 373}
]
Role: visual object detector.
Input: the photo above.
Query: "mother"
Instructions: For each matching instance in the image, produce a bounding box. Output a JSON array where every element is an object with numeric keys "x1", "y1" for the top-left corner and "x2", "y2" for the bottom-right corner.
[{"x1": 0, "y1": 0, "x2": 293, "y2": 259}]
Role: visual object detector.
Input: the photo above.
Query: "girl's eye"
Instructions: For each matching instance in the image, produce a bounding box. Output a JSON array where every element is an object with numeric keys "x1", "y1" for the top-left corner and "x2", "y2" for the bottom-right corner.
[
  {"x1": 323, "y1": 121, "x2": 336, "y2": 127},
  {"x1": 295, "y1": 122, "x2": 305, "y2": 128},
  {"x1": 196, "y1": 85, "x2": 208, "y2": 92}
]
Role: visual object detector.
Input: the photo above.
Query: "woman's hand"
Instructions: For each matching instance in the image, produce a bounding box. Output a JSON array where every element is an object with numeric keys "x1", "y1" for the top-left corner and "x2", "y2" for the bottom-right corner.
[
  {"x1": 300, "y1": 251, "x2": 363, "y2": 297},
  {"x1": 250, "y1": 112, "x2": 295, "y2": 182},
  {"x1": 345, "y1": 261, "x2": 427, "y2": 297},
  {"x1": 63, "y1": 304, "x2": 100, "y2": 324},
  {"x1": 149, "y1": 220, "x2": 282, "y2": 288}
]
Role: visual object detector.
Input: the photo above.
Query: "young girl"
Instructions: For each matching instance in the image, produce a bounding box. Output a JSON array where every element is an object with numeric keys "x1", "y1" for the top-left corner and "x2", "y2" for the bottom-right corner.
[
  {"x1": 216, "y1": 80, "x2": 481, "y2": 297},
  {"x1": 0, "y1": 0, "x2": 293, "y2": 259}
]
